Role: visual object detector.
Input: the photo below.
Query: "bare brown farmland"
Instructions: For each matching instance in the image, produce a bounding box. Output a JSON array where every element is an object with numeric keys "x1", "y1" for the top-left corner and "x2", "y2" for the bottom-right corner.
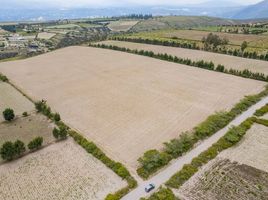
[
  {"x1": 99, "y1": 40, "x2": 268, "y2": 75},
  {"x1": 0, "y1": 82, "x2": 34, "y2": 121},
  {"x1": 0, "y1": 139, "x2": 127, "y2": 200},
  {"x1": 0, "y1": 46, "x2": 265, "y2": 171}
]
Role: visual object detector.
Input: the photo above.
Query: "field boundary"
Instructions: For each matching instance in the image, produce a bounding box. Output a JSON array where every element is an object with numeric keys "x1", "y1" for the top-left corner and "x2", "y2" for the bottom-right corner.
[
  {"x1": 91, "y1": 43, "x2": 268, "y2": 82},
  {"x1": 111, "y1": 36, "x2": 268, "y2": 62},
  {"x1": 0, "y1": 74, "x2": 137, "y2": 200}
]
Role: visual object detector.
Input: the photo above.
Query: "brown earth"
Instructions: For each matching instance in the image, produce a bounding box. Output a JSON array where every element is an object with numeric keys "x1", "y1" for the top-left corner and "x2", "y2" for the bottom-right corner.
[
  {"x1": 99, "y1": 40, "x2": 268, "y2": 75},
  {"x1": 0, "y1": 46, "x2": 265, "y2": 171}
]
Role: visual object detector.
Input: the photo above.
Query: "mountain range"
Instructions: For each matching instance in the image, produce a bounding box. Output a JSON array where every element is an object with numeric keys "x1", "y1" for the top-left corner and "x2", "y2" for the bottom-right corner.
[{"x1": 0, "y1": 0, "x2": 267, "y2": 21}]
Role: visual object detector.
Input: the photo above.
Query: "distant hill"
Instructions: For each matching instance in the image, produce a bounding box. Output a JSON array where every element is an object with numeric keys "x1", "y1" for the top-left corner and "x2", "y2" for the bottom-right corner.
[
  {"x1": 233, "y1": 0, "x2": 268, "y2": 19},
  {"x1": 131, "y1": 16, "x2": 240, "y2": 32}
]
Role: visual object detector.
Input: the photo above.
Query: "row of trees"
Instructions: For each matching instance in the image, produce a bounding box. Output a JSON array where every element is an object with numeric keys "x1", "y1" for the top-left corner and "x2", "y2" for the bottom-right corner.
[
  {"x1": 93, "y1": 43, "x2": 268, "y2": 82},
  {"x1": 111, "y1": 36, "x2": 268, "y2": 61},
  {"x1": 0, "y1": 137, "x2": 43, "y2": 161}
]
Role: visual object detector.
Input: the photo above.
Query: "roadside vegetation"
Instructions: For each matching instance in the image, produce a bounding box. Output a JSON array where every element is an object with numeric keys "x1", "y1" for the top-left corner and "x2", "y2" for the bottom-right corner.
[{"x1": 140, "y1": 187, "x2": 179, "y2": 200}]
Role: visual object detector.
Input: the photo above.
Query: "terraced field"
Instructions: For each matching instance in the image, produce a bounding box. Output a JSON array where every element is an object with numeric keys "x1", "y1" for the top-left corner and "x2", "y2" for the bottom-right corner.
[
  {"x1": 0, "y1": 139, "x2": 127, "y2": 200},
  {"x1": 0, "y1": 81, "x2": 34, "y2": 121},
  {"x1": 0, "y1": 46, "x2": 265, "y2": 171},
  {"x1": 99, "y1": 40, "x2": 268, "y2": 75}
]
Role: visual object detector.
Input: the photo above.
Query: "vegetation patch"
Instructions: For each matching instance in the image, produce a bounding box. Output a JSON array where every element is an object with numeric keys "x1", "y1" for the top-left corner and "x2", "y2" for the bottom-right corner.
[{"x1": 140, "y1": 187, "x2": 179, "y2": 200}]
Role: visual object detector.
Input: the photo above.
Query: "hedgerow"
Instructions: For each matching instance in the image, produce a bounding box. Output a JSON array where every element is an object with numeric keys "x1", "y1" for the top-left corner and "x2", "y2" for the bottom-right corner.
[
  {"x1": 140, "y1": 187, "x2": 179, "y2": 200},
  {"x1": 136, "y1": 86, "x2": 268, "y2": 179},
  {"x1": 90, "y1": 43, "x2": 268, "y2": 82},
  {"x1": 68, "y1": 130, "x2": 137, "y2": 200},
  {"x1": 111, "y1": 36, "x2": 268, "y2": 62},
  {"x1": 254, "y1": 104, "x2": 268, "y2": 117}
]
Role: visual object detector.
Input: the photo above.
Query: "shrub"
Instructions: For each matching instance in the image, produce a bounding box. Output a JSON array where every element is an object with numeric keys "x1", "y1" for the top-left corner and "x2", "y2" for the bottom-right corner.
[
  {"x1": 254, "y1": 104, "x2": 268, "y2": 117},
  {"x1": 0, "y1": 73, "x2": 8, "y2": 82},
  {"x1": 0, "y1": 141, "x2": 15, "y2": 161},
  {"x1": 14, "y1": 140, "x2": 26, "y2": 156},
  {"x1": 141, "y1": 187, "x2": 178, "y2": 200},
  {"x1": 28, "y1": 137, "x2": 43, "y2": 151},
  {"x1": 22, "y1": 112, "x2": 28, "y2": 117},
  {"x1": 54, "y1": 113, "x2": 61, "y2": 122},
  {"x1": 137, "y1": 150, "x2": 172, "y2": 179},
  {"x1": 53, "y1": 126, "x2": 68, "y2": 140},
  {"x1": 3, "y1": 108, "x2": 15, "y2": 121},
  {"x1": 166, "y1": 164, "x2": 198, "y2": 188}
]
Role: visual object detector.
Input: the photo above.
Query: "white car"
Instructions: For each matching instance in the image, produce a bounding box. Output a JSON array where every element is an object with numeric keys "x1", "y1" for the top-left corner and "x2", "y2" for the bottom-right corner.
[{"x1": 145, "y1": 184, "x2": 155, "y2": 193}]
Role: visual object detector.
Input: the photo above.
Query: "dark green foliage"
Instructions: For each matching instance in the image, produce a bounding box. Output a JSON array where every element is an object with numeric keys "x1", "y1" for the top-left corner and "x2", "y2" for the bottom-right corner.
[
  {"x1": 54, "y1": 113, "x2": 61, "y2": 122},
  {"x1": 68, "y1": 131, "x2": 137, "y2": 200},
  {"x1": 166, "y1": 164, "x2": 198, "y2": 188},
  {"x1": 141, "y1": 187, "x2": 179, "y2": 200},
  {"x1": 28, "y1": 137, "x2": 43, "y2": 151},
  {"x1": 0, "y1": 73, "x2": 8, "y2": 82},
  {"x1": 202, "y1": 33, "x2": 229, "y2": 49},
  {"x1": 216, "y1": 64, "x2": 225, "y2": 72},
  {"x1": 0, "y1": 140, "x2": 25, "y2": 161},
  {"x1": 254, "y1": 104, "x2": 268, "y2": 117},
  {"x1": 0, "y1": 142, "x2": 16, "y2": 161},
  {"x1": 241, "y1": 41, "x2": 248, "y2": 52},
  {"x1": 14, "y1": 140, "x2": 26, "y2": 156},
  {"x1": 53, "y1": 126, "x2": 68, "y2": 140},
  {"x1": 137, "y1": 150, "x2": 172, "y2": 179},
  {"x1": 22, "y1": 112, "x2": 28, "y2": 117},
  {"x1": 164, "y1": 133, "x2": 194, "y2": 158},
  {"x1": 3, "y1": 108, "x2": 15, "y2": 121}
]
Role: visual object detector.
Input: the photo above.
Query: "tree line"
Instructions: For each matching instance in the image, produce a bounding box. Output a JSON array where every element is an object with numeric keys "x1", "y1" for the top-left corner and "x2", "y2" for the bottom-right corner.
[
  {"x1": 111, "y1": 36, "x2": 268, "y2": 62},
  {"x1": 91, "y1": 43, "x2": 268, "y2": 82}
]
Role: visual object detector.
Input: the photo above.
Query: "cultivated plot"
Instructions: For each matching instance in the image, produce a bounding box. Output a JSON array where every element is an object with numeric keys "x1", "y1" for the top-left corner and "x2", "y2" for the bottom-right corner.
[
  {"x1": 108, "y1": 20, "x2": 139, "y2": 32},
  {"x1": 0, "y1": 81, "x2": 34, "y2": 121},
  {"x1": 0, "y1": 139, "x2": 127, "y2": 200},
  {"x1": 99, "y1": 40, "x2": 268, "y2": 75},
  {"x1": 176, "y1": 123, "x2": 268, "y2": 200},
  {"x1": 0, "y1": 46, "x2": 265, "y2": 171},
  {"x1": 0, "y1": 114, "x2": 54, "y2": 149}
]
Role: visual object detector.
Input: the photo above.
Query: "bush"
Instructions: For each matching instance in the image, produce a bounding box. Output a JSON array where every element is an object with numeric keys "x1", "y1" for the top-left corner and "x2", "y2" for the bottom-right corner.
[
  {"x1": 54, "y1": 113, "x2": 61, "y2": 122},
  {"x1": 254, "y1": 104, "x2": 268, "y2": 117},
  {"x1": 141, "y1": 187, "x2": 178, "y2": 200},
  {"x1": 0, "y1": 142, "x2": 15, "y2": 161},
  {"x1": 28, "y1": 137, "x2": 43, "y2": 151},
  {"x1": 0, "y1": 73, "x2": 8, "y2": 82},
  {"x1": 3, "y1": 108, "x2": 15, "y2": 121},
  {"x1": 166, "y1": 164, "x2": 198, "y2": 188},
  {"x1": 14, "y1": 140, "x2": 26, "y2": 156},
  {"x1": 22, "y1": 112, "x2": 28, "y2": 117},
  {"x1": 53, "y1": 126, "x2": 68, "y2": 140},
  {"x1": 137, "y1": 150, "x2": 172, "y2": 179}
]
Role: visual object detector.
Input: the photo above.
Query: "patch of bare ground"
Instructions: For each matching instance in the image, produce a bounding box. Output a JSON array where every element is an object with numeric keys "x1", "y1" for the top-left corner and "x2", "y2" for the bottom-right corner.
[
  {"x1": 0, "y1": 139, "x2": 127, "y2": 200},
  {"x1": 220, "y1": 124, "x2": 268, "y2": 173},
  {"x1": 0, "y1": 46, "x2": 265, "y2": 171},
  {"x1": 0, "y1": 82, "x2": 34, "y2": 121},
  {"x1": 99, "y1": 40, "x2": 268, "y2": 75},
  {"x1": 0, "y1": 114, "x2": 54, "y2": 149},
  {"x1": 176, "y1": 158, "x2": 268, "y2": 200}
]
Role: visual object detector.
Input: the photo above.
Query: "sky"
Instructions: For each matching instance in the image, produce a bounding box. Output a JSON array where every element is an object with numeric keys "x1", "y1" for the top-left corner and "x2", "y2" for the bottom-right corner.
[{"x1": 2, "y1": 0, "x2": 264, "y2": 8}]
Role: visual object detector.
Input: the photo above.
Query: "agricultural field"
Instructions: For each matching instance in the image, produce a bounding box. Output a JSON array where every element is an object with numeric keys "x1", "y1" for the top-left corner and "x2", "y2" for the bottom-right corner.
[
  {"x1": 0, "y1": 81, "x2": 34, "y2": 121},
  {"x1": 131, "y1": 16, "x2": 238, "y2": 32},
  {"x1": 46, "y1": 23, "x2": 81, "y2": 30},
  {"x1": 0, "y1": 139, "x2": 127, "y2": 200},
  {"x1": 37, "y1": 32, "x2": 56, "y2": 40},
  {"x1": 99, "y1": 40, "x2": 268, "y2": 75},
  {"x1": 0, "y1": 46, "x2": 265, "y2": 171},
  {"x1": 108, "y1": 20, "x2": 139, "y2": 32},
  {"x1": 176, "y1": 123, "x2": 268, "y2": 200},
  {"x1": 0, "y1": 114, "x2": 54, "y2": 152}
]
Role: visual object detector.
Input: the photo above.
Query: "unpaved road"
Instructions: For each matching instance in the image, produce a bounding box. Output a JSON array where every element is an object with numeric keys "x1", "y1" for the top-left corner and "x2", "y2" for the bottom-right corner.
[{"x1": 122, "y1": 96, "x2": 268, "y2": 200}]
